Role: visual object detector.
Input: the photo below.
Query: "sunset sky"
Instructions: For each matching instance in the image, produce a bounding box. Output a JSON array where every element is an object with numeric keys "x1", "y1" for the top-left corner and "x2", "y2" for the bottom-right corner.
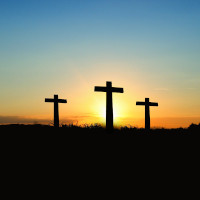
[{"x1": 0, "y1": 0, "x2": 200, "y2": 128}]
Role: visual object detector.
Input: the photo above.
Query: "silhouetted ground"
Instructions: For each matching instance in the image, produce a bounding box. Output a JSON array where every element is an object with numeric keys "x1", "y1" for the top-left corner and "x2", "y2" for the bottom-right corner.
[
  {"x1": 1, "y1": 123, "x2": 199, "y2": 153},
  {"x1": 1, "y1": 123, "x2": 199, "y2": 186},
  {"x1": 0, "y1": 123, "x2": 200, "y2": 135}
]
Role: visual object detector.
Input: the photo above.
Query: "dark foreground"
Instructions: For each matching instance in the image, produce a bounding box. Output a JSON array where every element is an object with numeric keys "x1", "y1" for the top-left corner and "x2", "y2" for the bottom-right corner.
[
  {"x1": 1, "y1": 123, "x2": 200, "y2": 135},
  {"x1": 1, "y1": 123, "x2": 199, "y2": 153},
  {"x1": 1, "y1": 123, "x2": 200, "y2": 146},
  {"x1": 1, "y1": 123, "x2": 199, "y2": 187}
]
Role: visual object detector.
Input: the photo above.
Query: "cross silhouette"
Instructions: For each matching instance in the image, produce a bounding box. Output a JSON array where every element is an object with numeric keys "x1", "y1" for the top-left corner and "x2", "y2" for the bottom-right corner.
[
  {"x1": 136, "y1": 98, "x2": 158, "y2": 130},
  {"x1": 94, "y1": 81, "x2": 124, "y2": 131},
  {"x1": 45, "y1": 95, "x2": 67, "y2": 128}
]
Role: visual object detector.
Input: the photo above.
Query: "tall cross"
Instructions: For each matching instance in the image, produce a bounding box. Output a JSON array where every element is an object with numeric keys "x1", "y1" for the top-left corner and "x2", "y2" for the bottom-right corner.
[
  {"x1": 45, "y1": 95, "x2": 67, "y2": 128},
  {"x1": 94, "y1": 81, "x2": 124, "y2": 131},
  {"x1": 136, "y1": 98, "x2": 158, "y2": 130}
]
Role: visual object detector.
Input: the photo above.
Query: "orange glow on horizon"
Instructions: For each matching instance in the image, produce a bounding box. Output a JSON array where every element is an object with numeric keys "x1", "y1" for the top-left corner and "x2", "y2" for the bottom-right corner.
[{"x1": 0, "y1": 67, "x2": 200, "y2": 129}]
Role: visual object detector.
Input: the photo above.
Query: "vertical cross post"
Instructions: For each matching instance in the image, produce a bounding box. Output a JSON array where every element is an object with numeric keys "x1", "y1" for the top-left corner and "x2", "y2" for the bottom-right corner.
[
  {"x1": 136, "y1": 98, "x2": 158, "y2": 130},
  {"x1": 106, "y1": 82, "x2": 113, "y2": 131},
  {"x1": 54, "y1": 95, "x2": 59, "y2": 128},
  {"x1": 94, "y1": 81, "x2": 124, "y2": 132},
  {"x1": 45, "y1": 94, "x2": 67, "y2": 128},
  {"x1": 145, "y1": 98, "x2": 150, "y2": 129}
]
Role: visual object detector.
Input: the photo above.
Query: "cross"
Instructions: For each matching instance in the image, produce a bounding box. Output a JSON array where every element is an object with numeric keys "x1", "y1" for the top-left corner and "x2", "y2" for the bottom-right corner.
[
  {"x1": 45, "y1": 95, "x2": 67, "y2": 128},
  {"x1": 94, "y1": 81, "x2": 124, "y2": 131},
  {"x1": 136, "y1": 98, "x2": 158, "y2": 130}
]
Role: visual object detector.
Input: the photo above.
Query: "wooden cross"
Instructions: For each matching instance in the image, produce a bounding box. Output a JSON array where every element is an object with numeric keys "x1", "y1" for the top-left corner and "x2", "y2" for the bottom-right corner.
[
  {"x1": 94, "y1": 81, "x2": 124, "y2": 131},
  {"x1": 136, "y1": 98, "x2": 158, "y2": 130},
  {"x1": 45, "y1": 95, "x2": 67, "y2": 128}
]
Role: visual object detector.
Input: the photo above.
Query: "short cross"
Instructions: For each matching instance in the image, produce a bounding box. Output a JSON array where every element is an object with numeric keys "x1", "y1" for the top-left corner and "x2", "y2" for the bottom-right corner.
[
  {"x1": 136, "y1": 98, "x2": 158, "y2": 130},
  {"x1": 94, "y1": 81, "x2": 124, "y2": 131},
  {"x1": 45, "y1": 95, "x2": 67, "y2": 128}
]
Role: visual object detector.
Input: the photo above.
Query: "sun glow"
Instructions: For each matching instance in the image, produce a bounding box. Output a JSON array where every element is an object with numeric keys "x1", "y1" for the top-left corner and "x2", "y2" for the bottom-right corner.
[
  {"x1": 93, "y1": 96, "x2": 128, "y2": 127},
  {"x1": 101, "y1": 108, "x2": 118, "y2": 119}
]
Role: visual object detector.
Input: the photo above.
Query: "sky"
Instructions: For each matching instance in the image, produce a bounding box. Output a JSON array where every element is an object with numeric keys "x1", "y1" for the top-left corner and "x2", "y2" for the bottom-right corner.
[{"x1": 0, "y1": 0, "x2": 200, "y2": 128}]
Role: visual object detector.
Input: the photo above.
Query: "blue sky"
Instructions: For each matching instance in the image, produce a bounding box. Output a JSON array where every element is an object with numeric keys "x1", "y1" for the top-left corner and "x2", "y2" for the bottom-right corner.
[{"x1": 0, "y1": 0, "x2": 200, "y2": 127}]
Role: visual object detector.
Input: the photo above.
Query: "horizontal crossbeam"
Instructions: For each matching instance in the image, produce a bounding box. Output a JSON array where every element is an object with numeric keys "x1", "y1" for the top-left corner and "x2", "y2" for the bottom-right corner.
[
  {"x1": 112, "y1": 87, "x2": 124, "y2": 93},
  {"x1": 58, "y1": 99, "x2": 67, "y2": 103},
  {"x1": 45, "y1": 98, "x2": 55, "y2": 103},
  {"x1": 45, "y1": 98, "x2": 67, "y2": 103},
  {"x1": 136, "y1": 102, "x2": 145, "y2": 105},
  {"x1": 94, "y1": 86, "x2": 123, "y2": 93},
  {"x1": 94, "y1": 86, "x2": 107, "y2": 92},
  {"x1": 149, "y1": 102, "x2": 158, "y2": 106},
  {"x1": 136, "y1": 102, "x2": 158, "y2": 106}
]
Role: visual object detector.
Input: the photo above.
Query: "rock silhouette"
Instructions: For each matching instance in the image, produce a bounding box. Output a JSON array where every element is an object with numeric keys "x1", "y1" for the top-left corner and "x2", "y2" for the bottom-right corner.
[
  {"x1": 136, "y1": 98, "x2": 158, "y2": 130},
  {"x1": 45, "y1": 95, "x2": 67, "y2": 128},
  {"x1": 94, "y1": 81, "x2": 124, "y2": 132}
]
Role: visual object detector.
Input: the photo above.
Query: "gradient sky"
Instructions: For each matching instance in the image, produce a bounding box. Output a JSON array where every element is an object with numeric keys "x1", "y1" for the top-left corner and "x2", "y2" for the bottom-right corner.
[{"x1": 0, "y1": 0, "x2": 200, "y2": 128}]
